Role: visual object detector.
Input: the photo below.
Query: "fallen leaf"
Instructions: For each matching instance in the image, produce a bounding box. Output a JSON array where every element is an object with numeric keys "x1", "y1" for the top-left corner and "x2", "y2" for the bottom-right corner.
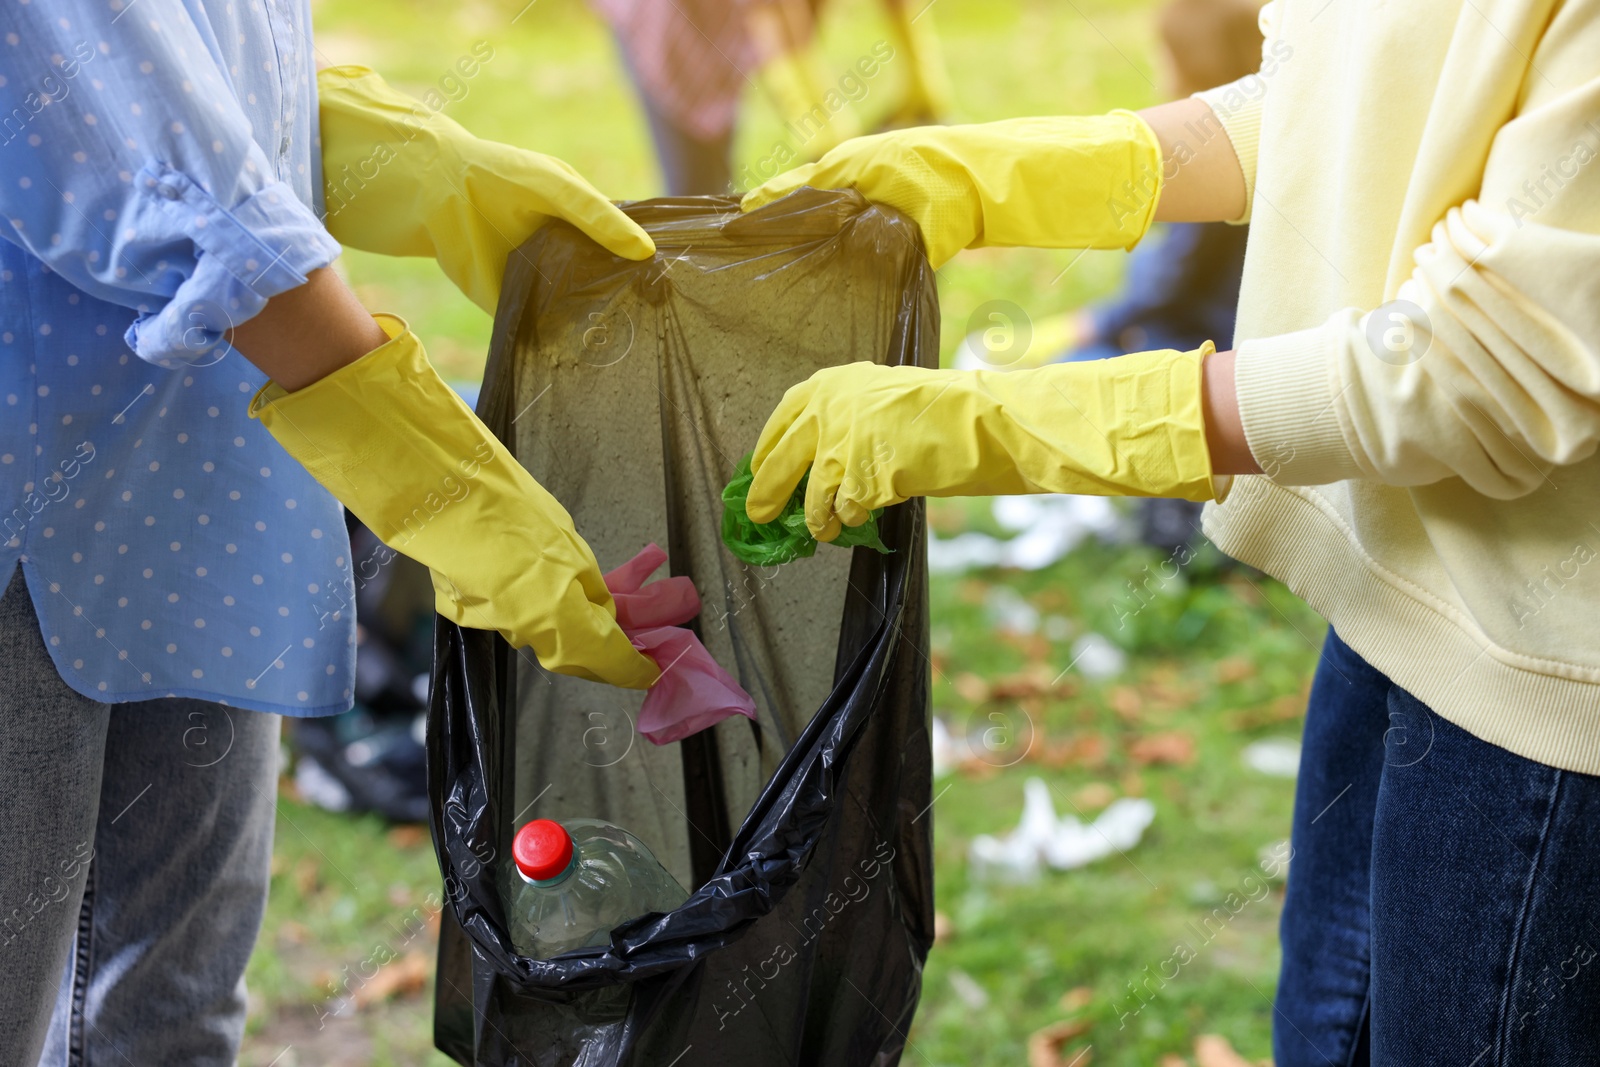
[
  {"x1": 1058, "y1": 986, "x2": 1093, "y2": 1012},
  {"x1": 353, "y1": 949, "x2": 432, "y2": 1009},
  {"x1": 1120, "y1": 771, "x2": 1146, "y2": 797},
  {"x1": 1129, "y1": 731, "x2": 1196, "y2": 766},
  {"x1": 292, "y1": 857, "x2": 321, "y2": 897},
  {"x1": 278, "y1": 920, "x2": 309, "y2": 945},
  {"x1": 1227, "y1": 577, "x2": 1264, "y2": 607},
  {"x1": 1001, "y1": 631, "x2": 1053, "y2": 665},
  {"x1": 1214, "y1": 657, "x2": 1256, "y2": 684},
  {"x1": 958, "y1": 579, "x2": 991, "y2": 605},
  {"x1": 957, "y1": 758, "x2": 1002, "y2": 780},
  {"x1": 1038, "y1": 733, "x2": 1110, "y2": 771},
  {"x1": 387, "y1": 825, "x2": 428, "y2": 849},
  {"x1": 1027, "y1": 1018, "x2": 1093, "y2": 1067},
  {"x1": 989, "y1": 665, "x2": 1058, "y2": 700},
  {"x1": 927, "y1": 501, "x2": 967, "y2": 536},
  {"x1": 1195, "y1": 1034, "x2": 1253, "y2": 1067},
  {"x1": 1158, "y1": 1056, "x2": 1189, "y2": 1067},
  {"x1": 1070, "y1": 783, "x2": 1115, "y2": 811},
  {"x1": 1144, "y1": 678, "x2": 1198, "y2": 709},
  {"x1": 1109, "y1": 686, "x2": 1143, "y2": 720},
  {"x1": 933, "y1": 911, "x2": 954, "y2": 944},
  {"x1": 954, "y1": 672, "x2": 991, "y2": 704}
]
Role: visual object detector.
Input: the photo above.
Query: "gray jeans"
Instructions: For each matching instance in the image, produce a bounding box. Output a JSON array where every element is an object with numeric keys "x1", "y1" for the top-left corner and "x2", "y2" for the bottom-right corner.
[{"x1": 0, "y1": 569, "x2": 279, "y2": 1065}]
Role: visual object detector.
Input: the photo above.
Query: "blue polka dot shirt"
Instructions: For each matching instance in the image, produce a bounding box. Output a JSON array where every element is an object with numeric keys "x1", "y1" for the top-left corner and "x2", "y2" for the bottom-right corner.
[{"x1": 0, "y1": 0, "x2": 358, "y2": 715}]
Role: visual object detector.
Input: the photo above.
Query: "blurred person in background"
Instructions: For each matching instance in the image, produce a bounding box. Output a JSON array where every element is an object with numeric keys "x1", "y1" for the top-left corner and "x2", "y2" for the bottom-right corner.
[
  {"x1": 1037, "y1": 0, "x2": 1260, "y2": 373},
  {"x1": 595, "y1": 0, "x2": 952, "y2": 194},
  {"x1": 961, "y1": 0, "x2": 1263, "y2": 554},
  {"x1": 742, "y1": 0, "x2": 1600, "y2": 1061},
  {"x1": 0, "y1": 5, "x2": 661, "y2": 1063}
]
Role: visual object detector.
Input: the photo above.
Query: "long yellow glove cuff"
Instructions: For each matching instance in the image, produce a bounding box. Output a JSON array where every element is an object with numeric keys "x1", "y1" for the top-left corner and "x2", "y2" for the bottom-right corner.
[
  {"x1": 248, "y1": 316, "x2": 659, "y2": 690},
  {"x1": 740, "y1": 111, "x2": 1163, "y2": 268},
  {"x1": 748, "y1": 345, "x2": 1230, "y2": 541},
  {"x1": 317, "y1": 66, "x2": 655, "y2": 314}
]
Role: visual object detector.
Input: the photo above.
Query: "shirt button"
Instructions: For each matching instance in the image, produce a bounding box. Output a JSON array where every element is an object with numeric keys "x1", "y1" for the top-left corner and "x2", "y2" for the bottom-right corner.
[
  {"x1": 279, "y1": 136, "x2": 290, "y2": 156},
  {"x1": 158, "y1": 184, "x2": 182, "y2": 201}
]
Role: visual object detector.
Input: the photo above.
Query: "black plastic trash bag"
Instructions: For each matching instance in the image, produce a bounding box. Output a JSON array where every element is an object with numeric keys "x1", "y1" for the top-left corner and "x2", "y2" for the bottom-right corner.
[{"x1": 429, "y1": 190, "x2": 937, "y2": 1066}]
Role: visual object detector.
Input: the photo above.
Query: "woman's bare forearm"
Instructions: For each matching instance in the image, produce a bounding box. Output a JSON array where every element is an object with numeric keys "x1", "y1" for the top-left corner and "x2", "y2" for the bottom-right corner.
[
  {"x1": 1202, "y1": 348, "x2": 1262, "y2": 475},
  {"x1": 1139, "y1": 97, "x2": 1248, "y2": 224},
  {"x1": 226, "y1": 266, "x2": 389, "y2": 391}
]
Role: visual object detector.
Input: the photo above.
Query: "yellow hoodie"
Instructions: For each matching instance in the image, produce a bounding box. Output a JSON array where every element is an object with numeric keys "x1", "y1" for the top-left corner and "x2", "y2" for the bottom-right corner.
[{"x1": 1194, "y1": 0, "x2": 1600, "y2": 771}]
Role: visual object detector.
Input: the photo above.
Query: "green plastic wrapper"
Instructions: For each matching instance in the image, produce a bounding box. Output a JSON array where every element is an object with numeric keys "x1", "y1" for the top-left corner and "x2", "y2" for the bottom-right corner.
[{"x1": 721, "y1": 452, "x2": 890, "y2": 566}]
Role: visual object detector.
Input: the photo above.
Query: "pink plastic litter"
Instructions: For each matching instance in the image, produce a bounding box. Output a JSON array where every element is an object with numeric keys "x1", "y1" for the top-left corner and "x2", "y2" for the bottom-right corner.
[{"x1": 604, "y1": 543, "x2": 758, "y2": 745}]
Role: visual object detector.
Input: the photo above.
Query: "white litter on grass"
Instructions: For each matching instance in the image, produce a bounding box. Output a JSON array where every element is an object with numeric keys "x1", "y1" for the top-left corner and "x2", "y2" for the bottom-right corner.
[
  {"x1": 984, "y1": 594, "x2": 1092, "y2": 647},
  {"x1": 926, "y1": 532, "x2": 1012, "y2": 573},
  {"x1": 931, "y1": 716, "x2": 958, "y2": 778},
  {"x1": 927, "y1": 495, "x2": 1130, "y2": 574},
  {"x1": 948, "y1": 969, "x2": 990, "y2": 1010},
  {"x1": 1069, "y1": 632, "x2": 1127, "y2": 680},
  {"x1": 1241, "y1": 738, "x2": 1301, "y2": 777},
  {"x1": 969, "y1": 777, "x2": 1156, "y2": 882},
  {"x1": 294, "y1": 755, "x2": 353, "y2": 813},
  {"x1": 984, "y1": 585, "x2": 1041, "y2": 635},
  {"x1": 1259, "y1": 839, "x2": 1292, "y2": 882}
]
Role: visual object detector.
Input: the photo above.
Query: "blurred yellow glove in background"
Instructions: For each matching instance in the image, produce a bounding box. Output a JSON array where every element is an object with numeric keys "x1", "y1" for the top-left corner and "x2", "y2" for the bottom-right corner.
[
  {"x1": 741, "y1": 111, "x2": 1163, "y2": 268},
  {"x1": 882, "y1": 1, "x2": 953, "y2": 125},
  {"x1": 317, "y1": 65, "x2": 655, "y2": 314},
  {"x1": 249, "y1": 316, "x2": 660, "y2": 690},
  {"x1": 747, "y1": 345, "x2": 1227, "y2": 542},
  {"x1": 755, "y1": 49, "x2": 862, "y2": 160}
]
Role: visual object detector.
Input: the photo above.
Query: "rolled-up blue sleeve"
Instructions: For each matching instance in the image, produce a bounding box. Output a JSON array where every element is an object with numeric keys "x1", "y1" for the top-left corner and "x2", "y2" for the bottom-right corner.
[{"x1": 0, "y1": 0, "x2": 339, "y2": 368}]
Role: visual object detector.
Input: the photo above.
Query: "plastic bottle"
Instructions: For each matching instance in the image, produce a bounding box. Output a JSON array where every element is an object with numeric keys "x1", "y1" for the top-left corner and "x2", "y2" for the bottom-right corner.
[{"x1": 502, "y1": 817, "x2": 688, "y2": 958}]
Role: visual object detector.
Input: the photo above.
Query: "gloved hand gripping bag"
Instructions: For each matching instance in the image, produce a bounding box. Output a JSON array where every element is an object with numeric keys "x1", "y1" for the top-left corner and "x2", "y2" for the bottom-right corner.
[{"x1": 429, "y1": 190, "x2": 937, "y2": 1066}]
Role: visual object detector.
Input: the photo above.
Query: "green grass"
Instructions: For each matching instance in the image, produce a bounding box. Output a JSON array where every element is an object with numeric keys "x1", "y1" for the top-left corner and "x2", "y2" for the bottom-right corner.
[
  {"x1": 243, "y1": 1, "x2": 1322, "y2": 1063},
  {"x1": 915, "y1": 516, "x2": 1318, "y2": 1066}
]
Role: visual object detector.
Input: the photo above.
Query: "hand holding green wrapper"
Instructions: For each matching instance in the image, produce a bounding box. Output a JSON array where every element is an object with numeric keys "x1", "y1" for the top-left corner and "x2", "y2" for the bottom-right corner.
[{"x1": 721, "y1": 453, "x2": 890, "y2": 566}]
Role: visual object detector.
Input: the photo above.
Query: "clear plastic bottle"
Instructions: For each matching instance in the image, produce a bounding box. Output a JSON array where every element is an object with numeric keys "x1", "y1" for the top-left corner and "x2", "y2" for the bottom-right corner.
[{"x1": 502, "y1": 817, "x2": 688, "y2": 958}]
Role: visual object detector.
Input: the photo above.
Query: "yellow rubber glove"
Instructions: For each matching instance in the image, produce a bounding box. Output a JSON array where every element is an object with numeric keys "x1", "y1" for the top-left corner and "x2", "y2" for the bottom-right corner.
[
  {"x1": 249, "y1": 315, "x2": 660, "y2": 690},
  {"x1": 317, "y1": 66, "x2": 655, "y2": 314},
  {"x1": 747, "y1": 345, "x2": 1229, "y2": 541},
  {"x1": 740, "y1": 111, "x2": 1163, "y2": 268}
]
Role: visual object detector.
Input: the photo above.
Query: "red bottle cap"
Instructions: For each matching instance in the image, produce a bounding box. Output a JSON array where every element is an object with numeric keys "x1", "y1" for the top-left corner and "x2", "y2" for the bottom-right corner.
[{"x1": 513, "y1": 819, "x2": 575, "y2": 882}]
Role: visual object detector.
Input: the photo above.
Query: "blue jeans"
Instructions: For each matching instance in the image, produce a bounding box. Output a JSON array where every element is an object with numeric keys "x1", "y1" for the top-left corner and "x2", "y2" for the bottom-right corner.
[
  {"x1": 0, "y1": 570, "x2": 279, "y2": 1065},
  {"x1": 1278, "y1": 629, "x2": 1600, "y2": 1065}
]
